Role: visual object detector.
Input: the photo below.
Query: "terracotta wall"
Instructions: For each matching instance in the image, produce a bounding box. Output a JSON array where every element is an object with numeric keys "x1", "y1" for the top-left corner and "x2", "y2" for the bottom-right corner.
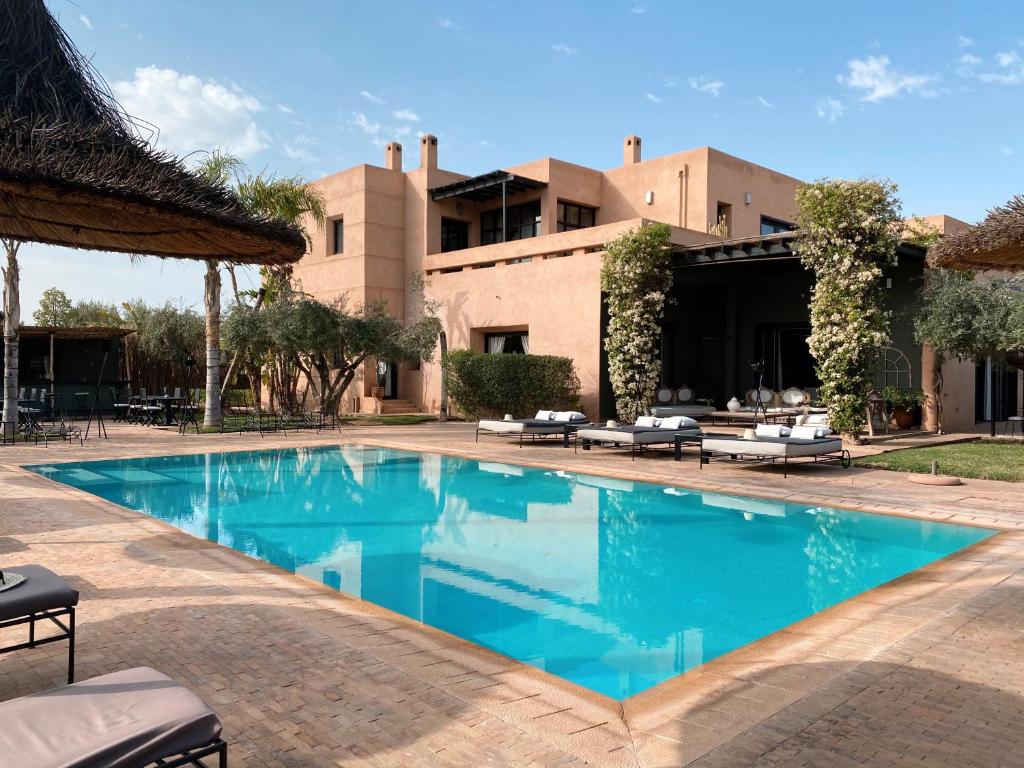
[{"x1": 420, "y1": 253, "x2": 604, "y2": 417}]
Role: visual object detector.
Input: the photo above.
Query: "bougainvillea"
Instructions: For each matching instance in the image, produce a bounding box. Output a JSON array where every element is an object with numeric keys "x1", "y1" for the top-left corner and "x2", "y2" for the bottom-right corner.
[
  {"x1": 600, "y1": 223, "x2": 673, "y2": 423},
  {"x1": 794, "y1": 179, "x2": 901, "y2": 437}
]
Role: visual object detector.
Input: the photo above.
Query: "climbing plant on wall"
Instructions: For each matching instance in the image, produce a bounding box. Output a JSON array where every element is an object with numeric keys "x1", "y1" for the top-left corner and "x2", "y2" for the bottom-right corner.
[
  {"x1": 600, "y1": 223, "x2": 673, "y2": 423},
  {"x1": 794, "y1": 179, "x2": 902, "y2": 438}
]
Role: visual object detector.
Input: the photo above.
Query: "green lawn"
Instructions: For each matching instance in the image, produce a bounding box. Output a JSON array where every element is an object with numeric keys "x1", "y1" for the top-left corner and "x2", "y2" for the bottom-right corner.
[
  {"x1": 338, "y1": 414, "x2": 436, "y2": 426},
  {"x1": 857, "y1": 440, "x2": 1024, "y2": 483}
]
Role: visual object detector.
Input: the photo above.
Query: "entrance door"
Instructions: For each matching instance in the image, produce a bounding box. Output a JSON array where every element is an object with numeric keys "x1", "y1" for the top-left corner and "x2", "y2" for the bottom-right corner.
[
  {"x1": 376, "y1": 360, "x2": 398, "y2": 400},
  {"x1": 755, "y1": 323, "x2": 819, "y2": 392}
]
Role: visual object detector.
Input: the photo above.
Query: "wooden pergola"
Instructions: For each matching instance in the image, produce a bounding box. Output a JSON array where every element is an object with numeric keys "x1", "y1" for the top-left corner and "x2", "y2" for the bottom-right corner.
[{"x1": 929, "y1": 195, "x2": 1024, "y2": 271}]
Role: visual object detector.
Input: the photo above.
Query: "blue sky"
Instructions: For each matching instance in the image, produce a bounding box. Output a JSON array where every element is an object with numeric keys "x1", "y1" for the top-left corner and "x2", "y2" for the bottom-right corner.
[{"x1": 22, "y1": 0, "x2": 1024, "y2": 316}]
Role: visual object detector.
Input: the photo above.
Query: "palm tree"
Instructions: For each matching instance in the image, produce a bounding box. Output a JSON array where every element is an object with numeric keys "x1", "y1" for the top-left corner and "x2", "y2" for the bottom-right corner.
[
  {"x1": 193, "y1": 151, "x2": 244, "y2": 427},
  {"x1": 1, "y1": 238, "x2": 21, "y2": 436},
  {"x1": 193, "y1": 153, "x2": 326, "y2": 425}
]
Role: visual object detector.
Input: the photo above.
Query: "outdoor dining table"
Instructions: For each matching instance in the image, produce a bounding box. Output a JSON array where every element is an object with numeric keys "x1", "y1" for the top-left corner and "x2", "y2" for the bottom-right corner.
[{"x1": 144, "y1": 396, "x2": 184, "y2": 427}]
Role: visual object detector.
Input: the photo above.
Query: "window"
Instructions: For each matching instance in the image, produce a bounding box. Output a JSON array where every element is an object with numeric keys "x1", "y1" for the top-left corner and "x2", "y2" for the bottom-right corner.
[
  {"x1": 484, "y1": 332, "x2": 529, "y2": 354},
  {"x1": 332, "y1": 218, "x2": 344, "y2": 254},
  {"x1": 557, "y1": 201, "x2": 596, "y2": 232},
  {"x1": 760, "y1": 215, "x2": 795, "y2": 236},
  {"x1": 441, "y1": 218, "x2": 469, "y2": 252},
  {"x1": 481, "y1": 200, "x2": 541, "y2": 245},
  {"x1": 712, "y1": 202, "x2": 732, "y2": 237}
]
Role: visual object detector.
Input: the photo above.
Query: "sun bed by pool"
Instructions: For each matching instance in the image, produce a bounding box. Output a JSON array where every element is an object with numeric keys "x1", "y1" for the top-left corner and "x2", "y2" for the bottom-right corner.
[
  {"x1": 576, "y1": 422, "x2": 702, "y2": 460},
  {"x1": 0, "y1": 666, "x2": 226, "y2": 767},
  {"x1": 699, "y1": 434, "x2": 849, "y2": 476},
  {"x1": 476, "y1": 411, "x2": 591, "y2": 447}
]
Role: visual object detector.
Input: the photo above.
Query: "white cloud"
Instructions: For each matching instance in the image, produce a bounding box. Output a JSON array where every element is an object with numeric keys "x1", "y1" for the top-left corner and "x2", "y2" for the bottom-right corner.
[
  {"x1": 438, "y1": 18, "x2": 459, "y2": 29},
  {"x1": 479, "y1": 139, "x2": 494, "y2": 147},
  {"x1": 349, "y1": 112, "x2": 381, "y2": 135},
  {"x1": 756, "y1": 96, "x2": 776, "y2": 108},
  {"x1": 551, "y1": 43, "x2": 578, "y2": 55},
  {"x1": 816, "y1": 97, "x2": 846, "y2": 122},
  {"x1": 688, "y1": 75, "x2": 724, "y2": 97},
  {"x1": 664, "y1": 76, "x2": 679, "y2": 88},
  {"x1": 998, "y1": 144, "x2": 1015, "y2": 156},
  {"x1": 392, "y1": 108, "x2": 420, "y2": 122},
  {"x1": 957, "y1": 53, "x2": 982, "y2": 77},
  {"x1": 395, "y1": 125, "x2": 412, "y2": 136},
  {"x1": 276, "y1": 104, "x2": 294, "y2": 114},
  {"x1": 282, "y1": 141, "x2": 316, "y2": 163},
  {"x1": 957, "y1": 35, "x2": 975, "y2": 48},
  {"x1": 359, "y1": 90, "x2": 385, "y2": 105},
  {"x1": 979, "y1": 50, "x2": 1024, "y2": 84},
  {"x1": 644, "y1": 92, "x2": 662, "y2": 103},
  {"x1": 838, "y1": 55, "x2": 937, "y2": 101},
  {"x1": 111, "y1": 66, "x2": 267, "y2": 157},
  {"x1": 630, "y1": 3, "x2": 647, "y2": 13},
  {"x1": 79, "y1": 14, "x2": 93, "y2": 30}
]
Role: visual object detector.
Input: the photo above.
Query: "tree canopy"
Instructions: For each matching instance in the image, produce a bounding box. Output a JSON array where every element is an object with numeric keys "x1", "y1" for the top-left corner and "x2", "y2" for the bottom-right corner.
[
  {"x1": 223, "y1": 286, "x2": 440, "y2": 414},
  {"x1": 914, "y1": 270, "x2": 1024, "y2": 362}
]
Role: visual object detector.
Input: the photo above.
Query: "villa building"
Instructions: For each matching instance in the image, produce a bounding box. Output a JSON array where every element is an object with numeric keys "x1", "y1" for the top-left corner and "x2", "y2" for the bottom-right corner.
[{"x1": 295, "y1": 135, "x2": 1019, "y2": 431}]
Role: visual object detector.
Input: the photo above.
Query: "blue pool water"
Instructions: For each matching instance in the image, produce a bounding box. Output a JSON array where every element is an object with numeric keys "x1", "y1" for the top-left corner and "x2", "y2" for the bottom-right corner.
[{"x1": 29, "y1": 446, "x2": 993, "y2": 699}]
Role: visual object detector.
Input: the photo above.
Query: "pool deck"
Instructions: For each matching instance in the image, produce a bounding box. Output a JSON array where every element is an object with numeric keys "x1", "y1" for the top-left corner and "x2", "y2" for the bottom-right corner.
[{"x1": 1, "y1": 422, "x2": 1023, "y2": 767}]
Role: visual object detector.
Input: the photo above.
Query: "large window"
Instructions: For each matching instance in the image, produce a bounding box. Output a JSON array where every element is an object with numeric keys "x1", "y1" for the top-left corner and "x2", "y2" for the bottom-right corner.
[
  {"x1": 484, "y1": 332, "x2": 529, "y2": 354},
  {"x1": 481, "y1": 200, "x2": 541, "y2": 245},
  {"x1": 760, "y1": 215, "x2": 795, "y2": 236},
  {"x1": 557, "y1": 201, "x2": 596, "y2": 232},
  {"x1": 332, "y1": 218, "x2": 344, "y2": 254},
  {"x1": 441, "y1": 217, "x2": 469, "y2": 252}
]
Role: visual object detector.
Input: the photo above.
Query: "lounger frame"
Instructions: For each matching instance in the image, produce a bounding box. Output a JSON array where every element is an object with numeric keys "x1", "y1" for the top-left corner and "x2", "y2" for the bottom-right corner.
[
  {"x1": 154, "y1": 738, "x2": 228, "y2": 767},
  {"x1": 575, "y1": 431, "x2": 688, "y2": 461},
  {"x1": 475, "y1": 423, "x2": 584, "y2": 448},
  {"x1": 698, "y1": 445, "x2": 851, "y2": 478},
  {"x1": 0, "y1": 605, "x2": 75, "y2": 684}
]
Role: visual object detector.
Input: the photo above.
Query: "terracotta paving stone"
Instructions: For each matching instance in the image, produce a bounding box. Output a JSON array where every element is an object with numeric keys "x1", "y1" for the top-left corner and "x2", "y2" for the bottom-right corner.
[{"x1": 1, "y1": 422, "x2": 1023, "y2": 766}]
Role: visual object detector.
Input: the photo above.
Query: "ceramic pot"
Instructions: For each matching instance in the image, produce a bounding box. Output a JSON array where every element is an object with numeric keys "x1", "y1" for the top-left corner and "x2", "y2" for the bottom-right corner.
[{"x1": 726, "y1": 397, "x2": 741, "y2": 412}]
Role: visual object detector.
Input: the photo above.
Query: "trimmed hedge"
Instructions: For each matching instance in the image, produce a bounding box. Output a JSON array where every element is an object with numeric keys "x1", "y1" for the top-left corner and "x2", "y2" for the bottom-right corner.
[{"x1": 442, "y1": 350, "x2": 582, "y2": 419}]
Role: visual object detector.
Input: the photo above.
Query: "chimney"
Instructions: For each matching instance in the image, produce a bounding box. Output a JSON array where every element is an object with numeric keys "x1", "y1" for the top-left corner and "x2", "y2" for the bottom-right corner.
[
  {"x1": 623, "y1": 134, "x2": 642, "y2": 165},
  {"x1": 419, "y1": 134, "x2": 438, "y2": 170},
  {"x1": 384, "y1": 141, "x2": 402, "y2": 171}
]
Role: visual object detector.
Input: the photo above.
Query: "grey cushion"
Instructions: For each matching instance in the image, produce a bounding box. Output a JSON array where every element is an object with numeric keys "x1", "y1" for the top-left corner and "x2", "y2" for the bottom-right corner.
[
  {"x1": 0, "y1": 666, "x2": 222, "y2": 768},
  {"x1": 0, "y1": 565, "x2": 78, "y2": 621}
]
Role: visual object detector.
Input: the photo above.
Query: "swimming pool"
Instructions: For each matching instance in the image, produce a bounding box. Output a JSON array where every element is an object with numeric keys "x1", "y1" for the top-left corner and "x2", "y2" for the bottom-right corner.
[{"x1": 29, "y1": 445, "x2": 993, "y2": 700}]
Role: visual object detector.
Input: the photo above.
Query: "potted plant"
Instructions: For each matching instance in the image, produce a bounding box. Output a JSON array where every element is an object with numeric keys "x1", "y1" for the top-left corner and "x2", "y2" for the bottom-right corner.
[{"x1": 881, "y1": 386, "x2": 925, "y2": 429}]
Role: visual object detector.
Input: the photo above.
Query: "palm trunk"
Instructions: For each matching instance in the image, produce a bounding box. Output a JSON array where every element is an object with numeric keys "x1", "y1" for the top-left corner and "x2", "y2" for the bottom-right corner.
[
  {"x1": 204, "y1": 260, "x2": 222, "y2": 427},
  {"x1": 2, "y1": 240, "x2": 20, "y2": 436},
  {"x1": 438, "y1": 330, "x2": 448, "y2": 421}
]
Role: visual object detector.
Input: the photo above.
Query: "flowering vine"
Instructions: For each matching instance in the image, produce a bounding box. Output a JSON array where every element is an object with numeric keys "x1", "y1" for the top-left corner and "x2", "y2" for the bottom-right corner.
[
  {"x1": 794, "y1": 179, "x2": 901, "y2": 437},
  {"x1": 601, "y1": 223, "x2": 673, "y2": 423}
]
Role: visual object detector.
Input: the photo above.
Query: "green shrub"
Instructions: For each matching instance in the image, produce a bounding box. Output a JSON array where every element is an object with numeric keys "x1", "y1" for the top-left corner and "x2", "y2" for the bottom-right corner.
[{"x1": 442, "y1": 350, "x2": 582, "y2": 419}]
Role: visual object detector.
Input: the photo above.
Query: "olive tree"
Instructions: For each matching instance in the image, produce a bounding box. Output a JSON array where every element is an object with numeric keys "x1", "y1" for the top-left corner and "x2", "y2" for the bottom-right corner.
[
  {"x1": 224, "y1": 288, "x2": 441, "y2": 415},
  {"x1": 913, "y1": 269, "x2": 1024, "y2": 435}
]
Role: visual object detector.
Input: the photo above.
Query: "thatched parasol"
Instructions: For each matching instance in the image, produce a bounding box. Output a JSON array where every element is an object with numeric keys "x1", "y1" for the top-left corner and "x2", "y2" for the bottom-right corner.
[
  {"x1": 928, "y1": 195, "x2": 1024, "y2": 271},
  {"x1": 0, "y1": 0, "x2": 305, "y2": 265}
]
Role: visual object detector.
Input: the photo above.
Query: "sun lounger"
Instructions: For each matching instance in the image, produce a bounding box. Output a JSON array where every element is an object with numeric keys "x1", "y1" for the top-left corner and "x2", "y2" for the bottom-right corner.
[
  {"x1": 576, "y1": 416, "x2": 702, "y2": 460},
  {"x1": 0, "y1": 666, "x2": 227, "y2": 768},
  {"x1": 0, "y1": 564, "x2": 78, "y2": 684},
  {"x1": 476, "y1": 410, "x2": 590, "y2": 447},
  {"x1": 698, "y1": 434, "x2": 849, "y2": 477}
]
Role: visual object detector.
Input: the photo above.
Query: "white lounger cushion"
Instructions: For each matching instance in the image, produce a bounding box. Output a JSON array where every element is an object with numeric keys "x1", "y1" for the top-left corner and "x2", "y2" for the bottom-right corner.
[
  {"x1": 478, "y1": 420, "x2": 562, "y2": 435},
  {"x1": 702, "y1": 436, "x2": 842, "y2": 458},
  {"x1": 0, "y1": 666, "x2": 221, "y2": 768},
  {"x1": 791, "y1": 424, "x2": 833, "y2": 439},
  {"x1": 535, "y1": 410, "x2": 554, "y2": 420},
  {"x1": 755, "y1": 424, "x2": 791, "y2": 438},
  {"x1": 635, "y1": 416, "x2": 658, "y2": 428},
  {"x1": 657, "y1": 415, "x2": 698, "y2": 430},
  {"x1": 578, "y1": 427, "x2": 701, "y2": 445},
  {"x1": 553, "y1": 410, "x2": 587, "y2": 423}
]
